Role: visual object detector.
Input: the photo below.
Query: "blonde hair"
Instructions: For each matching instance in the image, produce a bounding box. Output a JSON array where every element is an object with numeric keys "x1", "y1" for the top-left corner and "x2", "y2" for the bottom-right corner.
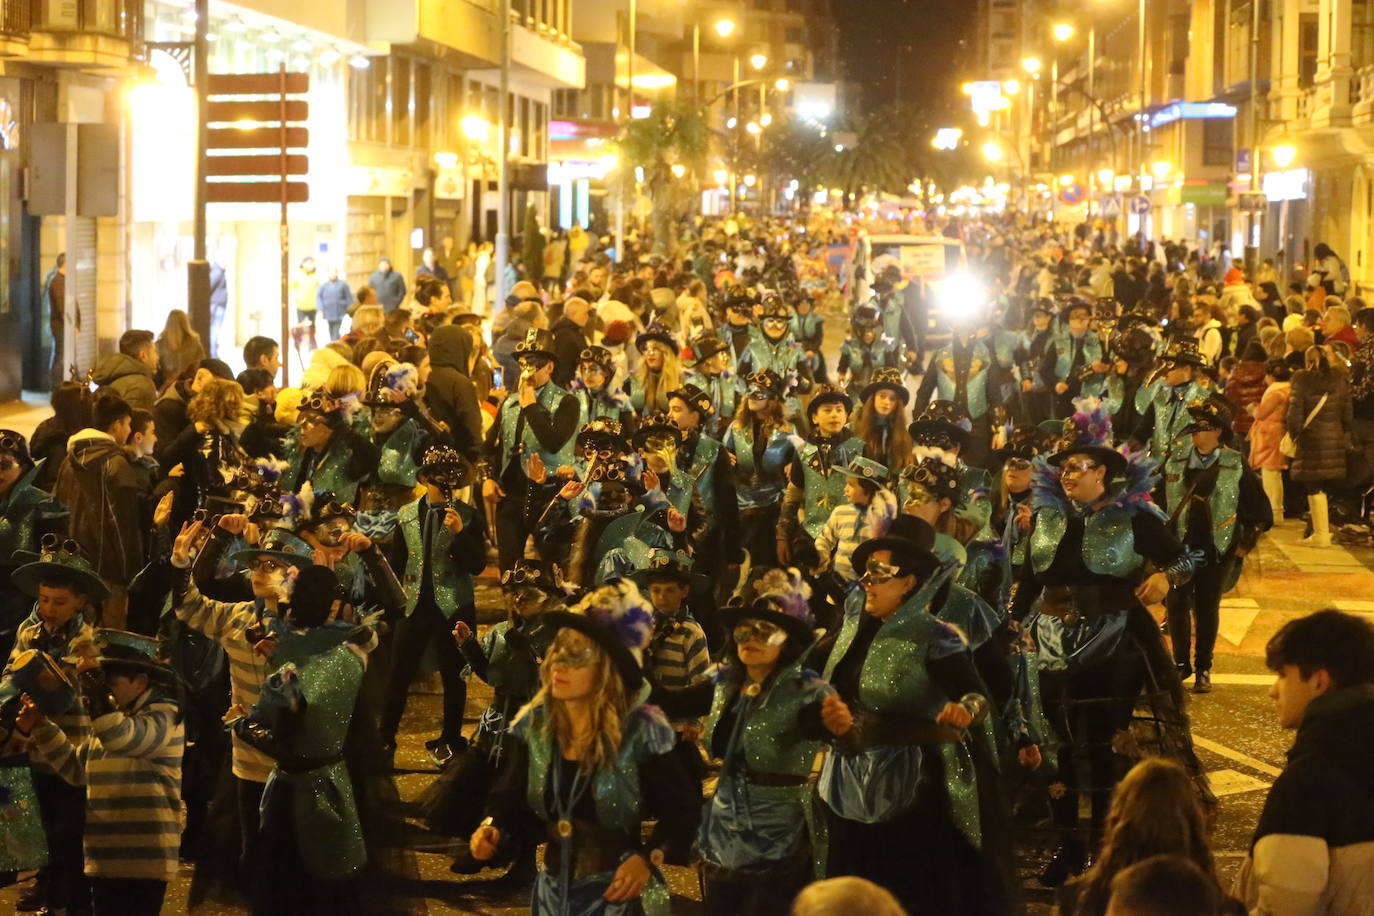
[
  {"x1": 324, "y1": 364, "x2": 366, "y2": 399},
  {"x1": 352, "y1": 305, "x2": 384, "y2": 336},
  {"x1": 520, "y1": 630, "x2": 628, "y2": 773},
  {"x1": 275, "y1": 387, "x2": 303, "y2": 425},
  {"x1": 1285, "y1": 326, "x2": 1315, "y2": 355},
  {"x1": 187, "y1": 378, "x2": 245, "y2": 425},
  {"x1": 632, "y1": 340, "x2": 681, "y2": 414},
  {"x1": 1304, "y1": 343, "x2": 1338, "y2": 374},
  {"x1": 792, "y1": 877, "x2": 906, "y2": 916}
]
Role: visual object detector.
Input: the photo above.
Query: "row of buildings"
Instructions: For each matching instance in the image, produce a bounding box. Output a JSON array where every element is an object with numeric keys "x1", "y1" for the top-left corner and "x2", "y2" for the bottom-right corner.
[
  {"x1": 0, "y1": 0, "x2": 840, "y2": 400},
  {"x1": 970, "y1": 0, "x2": 1365, "y2": 287}
]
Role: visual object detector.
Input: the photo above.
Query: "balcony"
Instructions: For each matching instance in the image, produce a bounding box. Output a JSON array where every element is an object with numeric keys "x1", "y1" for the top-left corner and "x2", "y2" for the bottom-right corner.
[
  {"x1": 27, "y1": 0, "x2": 143, "y2": 71},
  {"x1": 0, "y1": 0, "x2": 28, "y2": 55}
]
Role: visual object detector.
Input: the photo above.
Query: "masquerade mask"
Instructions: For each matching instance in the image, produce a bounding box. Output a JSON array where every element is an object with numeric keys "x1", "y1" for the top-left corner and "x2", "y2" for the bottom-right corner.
[
  {"x1": 859, "y1": 556, "x2": 902, "y2": 587},
  {"x1": 733, "y1": 620, "x2": 787, "y2": 647},
  {"x1": 1004, "y1": 457, "x2": 1033, "y2": 471},
  {"x1": 548, "y1": 637, "x2": 599, "y2": 669},
  {"x1": 248, "y1": 557, "x2": 287, "y2": 574}
]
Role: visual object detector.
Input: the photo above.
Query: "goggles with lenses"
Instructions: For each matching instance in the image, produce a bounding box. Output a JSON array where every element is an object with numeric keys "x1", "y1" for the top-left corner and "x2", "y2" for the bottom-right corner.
[
  {"x1": 502, "y1": 565, "x2": 547, "y2": 585},
  {"x1": 548, "y1": 640, "x2": 599, "y2": 669},
  {"x1": 859, "y1": 556, "x2": 902, "y2": 587},
  {"x1": 644, "y1": 433, "x2": 678, "y2": 451},
  {"x1": 1060, "y1": 457, "x2": 1101, "y2": 476},
  {"x1": 587, "y1": 463, "x2": 627, "y2": 482},
  {"x1": 39, "y1": 534, "x2": 83, "y2": 557},
  {"x1": 733, "y1": 620, "x2": 787, "y2": 647},
  {"x1": 518, "y1": 356, "x2": 549, "y2": 371},
  {"x1": 579, "y1": 348, "x2": 610, "y2": 364},
  {"x1": 248, "y1": 557, "x2": 287, "y2": 573},
  {"x1": 0, "y1": 456, "x2": 19, "y2": 472},
  {"x1": 1004, "y1": 457, "x2": 1033, "y2": 471},
  {"x1": 0, "y1": 431, "x2": 25, "y2": 455},
  {"x1": 314, "y1": 521, "x2": 351, "y2": 544}
]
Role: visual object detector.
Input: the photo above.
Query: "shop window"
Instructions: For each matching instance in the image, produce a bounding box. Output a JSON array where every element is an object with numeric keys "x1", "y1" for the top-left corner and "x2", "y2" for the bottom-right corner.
[
  {"x1": 1202, "y1": 117, "x2": 1233, "y2": 166},
  {"x1": 1299, "y1": 13, "x2": 1318, "y2": 87}
]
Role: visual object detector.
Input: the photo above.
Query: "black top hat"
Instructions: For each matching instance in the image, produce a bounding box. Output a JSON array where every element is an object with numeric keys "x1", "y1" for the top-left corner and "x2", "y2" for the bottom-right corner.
[
  {"x1": 908, "y1": 400, "x2": 972, "y2": 451},
  {"x1": 995, "y1": 426, "x2": 1053, "y2": 461},
  {"x1": 759, "y1": 296, "x2": 792, "y2": 321},
  {"x1": 635, "y1": 323, "x2": 679, "y2": 353},
  {"x1": 899, "y1": 455, "x2": 963, "y2": 504},
  {"x1": 1048, "y1": 443, "x2": 1128, "y2": 477},
  {"x1": 363, "y1": 360, "x2": 421, "y2": 407},
  {"x1": 11, "y1": 535, "x2": 109, "y2": 600},
  {"x1": 743, "y1": 368, "x2": 787, "y2": 400},
  {"x1": 1031, "y1": 298, "x2": 1055, "y2": 316},
  {"x1": 629, "y1": 547, "x2": 705, "y2": 590},
  {"x1": 860, "y1": 367, "x2": 910, "y2": 405},
  {"x1": 689, "y1": 333, "x2": 731, "y2": 364},
  {"x1": 577, "y1": 419, "x2": 631, "y2": 457},
  {"x1": 850, "y1": 304, "x2": 882, "y2": 331},
  {"x1": 667, "y1": 383, "x2": 715, "y2": 418},
  {"x1": 542, "y1": 580, "x2": 655, "y2": 690},
  {"x1": 577, "y1": 345, "x2": 615, "y2": 373},
  {"x1": 418, "y1": 444, "x2": 473, "y2": 489},
  {"x1": 1161, "y1": 337, "x2": 1206, "y2": 367},
  {"x1": 1179, "y1": 395, "x2": 1235, "y2": 438},
  {"x1": 0, "y1": 428, "x2": 33, "y2": 470},
  {"x1": 631, "y1": 413, "x2": 684, "y2": 450},
  {"x1": 850, "y1": 535, "x2": 942, "y2": 586},
  {"x1": 1059, "y1": 297, "x2": 1093, "y2": 320},
  {"x1": 806, "y1": 384, "x2": 853, "y2": 418},
  {"x1": 514, "y1": 328, "x2": 558, "y2": 363}
]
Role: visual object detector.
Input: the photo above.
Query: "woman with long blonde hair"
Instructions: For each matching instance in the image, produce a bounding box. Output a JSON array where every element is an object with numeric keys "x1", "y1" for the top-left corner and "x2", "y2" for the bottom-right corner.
[
  {"x1": 469, "y1": 581, "x2": 700, "y2": 914},
  {"x1": 626, "y1": 326, "x2": 681, "y2": 416},
  {"x1": 727, "y1": 369, "x2": 796, "y2": 567},
  {"x1": 156, "y1": 308, "x2": 206, "y2": 386},
  {"x1": 1057, "y1": 757, "x2": 1223, "y2": 916}
]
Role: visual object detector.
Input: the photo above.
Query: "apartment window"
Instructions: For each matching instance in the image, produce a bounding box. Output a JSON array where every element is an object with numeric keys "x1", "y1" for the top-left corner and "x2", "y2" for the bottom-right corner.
[
  {"x1": 415, "y1": 63, "x2": 431, "y2": 150},
  {"x1": 786, "y1": 26, "x2": 803, "y2": 43},
  {"x1": 1202, "y1": 116, "x2": 1233, "y2": 166},
  {"x1": 1299, "y1": 13, "x2": 1318, "y2": 86},
  {"x1": 392, "y1": 57, "x2": 412, "y2": 147}
]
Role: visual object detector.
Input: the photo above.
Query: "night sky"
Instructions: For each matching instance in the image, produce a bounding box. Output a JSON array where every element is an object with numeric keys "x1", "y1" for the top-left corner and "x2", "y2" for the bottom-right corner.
[{"x1": 835, "y1": 0, "x2": 975, "y2": 116}]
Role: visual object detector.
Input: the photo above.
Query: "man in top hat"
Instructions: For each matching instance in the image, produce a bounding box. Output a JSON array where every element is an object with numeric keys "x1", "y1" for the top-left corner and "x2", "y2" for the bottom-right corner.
[
  {"x1": 777, "y1": 385, "x2": 866, "y2": 569},
  {"x1": 295, "y1": 495, "x2": 405, "y2": 614},
  {"x1": 869, "y1": 263, "x2": 922, "y2": 364},
  {"x1": 482, "y1": 327, "x2": 580, "y2": 571},
  {"x1": 915, "y1": 297, "x2": 1008, "y2": 469},
  {"x1": 169, "y1": 515, "x2": 314, "y2": 864},
  {"x1": 1097, "y1": 311, "x2": 1160, "y2": 434},
  {"x1": 1163, "y1": 396, "x2": 1272, "y2": 693},
  {"x1": 1130, "y1": 337, "x2": 1212, "y2": 464},
  {"x1": 22, "y1": 629, "x2": 184, "y2": 916},
  {"x1": 384, "y1": 444, "x2": 488, "y2": 765},
  {"x1": 837, "y1": 304, "x2": 901, "y2": 398},
  {"x1": 683, "y1": 332, "x2": 739, "y2": 436},
  {"x1": 1039, "y1": 297, "x2": 1110, "y2": 420},
  {"x1": 721, "y1": 291, "x2": 759, "y2": 365},
  {"x1": 0, "y1": 429, "x2": 68, "y2": 658},
  {"x1": 789, "y1": 290, "x2": 829, "y2": 384},
  {"x1": 1014, "y1": 299, "x2": 1057, "y2": 425},
  {"x1": 284, "y1": 390, "x2": 380, "y2": 506},
  {"x1": 2, "y1": 538, "x2": 105, "y2": 916},
  {"x1": 570, "y1": 344, "x2": 634, "y2": 433}
]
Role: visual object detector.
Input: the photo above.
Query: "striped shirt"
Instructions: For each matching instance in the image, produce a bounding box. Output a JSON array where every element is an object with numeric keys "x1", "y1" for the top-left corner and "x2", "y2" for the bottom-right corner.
[
  {"x1": 32, "y1": 690, "x2": 184, "y2": 880},
  {"x1": 646, "y1": 610, "x2": 710, "y2": 730},
  {"x1": 173, "y1": 567, "x2": 278, "y2": 783},
  {"x1": 813, "y1": 490, "x2": 897, "y2": 581},
  {"x1": 2, "y1": 613, "x2": 94, "y2": 779}
]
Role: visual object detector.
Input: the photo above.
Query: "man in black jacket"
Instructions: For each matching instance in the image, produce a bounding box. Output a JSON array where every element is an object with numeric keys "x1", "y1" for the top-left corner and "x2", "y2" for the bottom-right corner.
[
  {"x1": 424, "y1": 325, "x2": 483, "y2": 462},
  {"x1": 1236, "y1": 610, "x2": 1374, "y2": 915},
  {"x1": 549, "y1": 295, "x2": 591, "y2": 387}
]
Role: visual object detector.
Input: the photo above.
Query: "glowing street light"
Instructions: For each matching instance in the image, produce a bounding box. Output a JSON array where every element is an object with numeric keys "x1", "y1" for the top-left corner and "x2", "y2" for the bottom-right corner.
[
  {"x1": 1272, "y1": 144, "x2": 1297, "y2": 168},
  {"x1": 750, "y1": 53, "x2": 768, "y2": 70},
  {"x1": 714, "y1": 18, "x2": 736, "y2": 38},
  {"x1": 743, "y1": 174, "x2": 757, "y2": 187},
  {"x1": 760, "y1": 112, "x2": 773, "y2": 126},
  {"x1": 982, "y1": 141, "x2": 1004, "y2": 162},
  {"x1": 670, "y1": 164, "x2": 686, "y2": 178},
  {"x1": 713, "y1": 169, "x2": 729, "y2": 185},
  {"x1": 774, "y1": 78, "x2": 790, "y2": 91},
  {"x1": 1022, "y1": 57, "x2": 1041, "y2": 75},
  {"x1": 726, "y1": 116, "x2": 738, "y2": 129},
  {"x1": 1053, "y1": 23, "x2": 1075, "y2": 41},
  {"x1": 1003, "y1": 79, "x2": 1020, "y2": 95},
  {"x1": 1097, "y1": 168, "x2": 1114, "y2": 185},
  {"x1": 1151, "y1": 160, "x2": 1172, "y2": 179},
  {"x1": 461, "y1": 114, "x2": 491, "y2": 143},
  {"x1": 1058, "y1": 173, "x2": 1076, "y2": 186},
  {"x1": 932, "y1": 127, "x2": 963, "y2": 150},
  {"x1": 746, "y1": 121, "x2": 761, "y2": 135}
]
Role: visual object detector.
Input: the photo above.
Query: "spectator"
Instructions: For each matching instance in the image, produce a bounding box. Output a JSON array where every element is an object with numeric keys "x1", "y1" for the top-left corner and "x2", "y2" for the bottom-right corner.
[
  {"x1": 343, "y1": 304, "x2": 384, "y2": 350},
  {"x1": 1349, "y1": 308, "x2": 1374, "y2": 486},
  {"x1": 45, "y1": 251, "x2": 68, "y2": 389},
  {"x1": 425, "y1": 324, "x2": 483, "y2": 462},
  {"x1": 161, "y1": 378, "x2": 249, "y2": 531},
  {"x1": 315, "y1": 265, "x2": 354, "y2": 341},
  {"x1": 243, "y1": 335, "x2": 281, "y2": 381},
  {"x1": 792, "y1": 877, "x2": 907, "y2": 916},
  {"x1": 1285, "y1": 326, "x2": 1315, "y2": 358},
  {"x1": 30, "y1": 382, "x2": 92, "y2": 491},
  {"x1": 1282, "y1": 295, "x2": 1308, "y2": 333},
  {"x1": 1056, "y1": 758, "x2": 1218, "y2": 916},
  {"x1": 1234, "y1": 305, "x2": 1261, "y2": 358},
  {"x1": 237, "y1": 367, "x2": 285, "y2": 459},
  {"x1": 152, "y1": 358, "x2": 233, "y2": 463},
  {"x1": 1248, "y1": 358, "x2": 1293, "y2": 523},
  {"x1": 299, "y1": 344, "x2": 352, "y2": 390},
  {"x1": 550, "y1": 295, "x2": 591, "y2": 387},
  {"x1": 1323, "y1": 304, "x2": 1358, "y2": 349},
  {"x1": 92, "y1": 329, "x2": 160, "y2": 411},
  {"x1": 155, "y1": 309, "x2": 206, "y2": 387},
  {"x1": 1235, "y1": 610, "x2": 1374, "y2": 915},
  {"x1": 53, "y1": 394, "x2": 144, "y2": 628},
  {"x1": 1287, "y1": 345, "x2": 1353, "y2": 547},
  {"x1": 1191, "y1": 302, "x2": 1225, "y2": 366},
  {"x1": 369, "y1": 257, "x2": 407, "y2": 313},
  {"x1": 1307, "y1": 242, "x2": 1349, "y2": 298},
  {"x1": 1106, "y1": 855, "x2": 1228, "y2": 916},
  {"x1": 415, "y1": 273, "x2": 453, "y2": 326},
  {"x1": 1228, "y1": 341, "x2": 1269, "y2": 440}
]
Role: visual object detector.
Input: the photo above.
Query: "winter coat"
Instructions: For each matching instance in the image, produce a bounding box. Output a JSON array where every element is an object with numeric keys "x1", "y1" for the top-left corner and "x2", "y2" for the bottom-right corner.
[
  {"x1": 1286, "y1": 368, "x2": 1354, "y2": 483},
  {"x1": 152, "y1": 382, "x2": 192, "y2": 465},
  {"x1": 52, "y1": 430, "x2": 146, "y2": 586},
  {"x1": 549, "y1": 316, "x2": 588, "y2": 388},
  {"x1": 1248, "y1": 381, "x2": 1291, "y2": 471},
  {"x1": 316, "y1": 279, "x2": 355, "y2": 322},
  {"x1": 1235, "y1": 684, "x2": 1374, "y2": 916},
  {"x1": 1226, "y1": 360, "x2": 1269, "y2": 436},
  {"x1": 424, "y1": 325, "x2": 483, "y2": 462},
  {"x1": 369, "y1": 268, "x2": 407, "y2": 312},
  {"x1": 91, "y1": 353, "x2": 157, "y2": 412}
]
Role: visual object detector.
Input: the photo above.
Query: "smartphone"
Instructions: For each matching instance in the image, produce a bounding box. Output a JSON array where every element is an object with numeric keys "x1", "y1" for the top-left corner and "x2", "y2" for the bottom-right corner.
[{"x1": 492, "y1": 367, "x2": 504, "y2": 389}]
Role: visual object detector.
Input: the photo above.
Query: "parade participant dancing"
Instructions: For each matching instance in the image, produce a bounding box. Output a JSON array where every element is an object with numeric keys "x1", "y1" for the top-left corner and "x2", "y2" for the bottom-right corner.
[
  {"x1": 726, "y1": 369, "x2": 796, "y2": 568},
  {"x1": 852, "y1": 368, "x2": 914, "y2": 471}
]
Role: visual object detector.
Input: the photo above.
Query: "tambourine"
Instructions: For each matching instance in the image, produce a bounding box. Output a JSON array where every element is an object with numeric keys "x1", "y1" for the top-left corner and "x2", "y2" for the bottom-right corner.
[{"x1": 9, "y1": 650, "x2": 77, "y2": 718}]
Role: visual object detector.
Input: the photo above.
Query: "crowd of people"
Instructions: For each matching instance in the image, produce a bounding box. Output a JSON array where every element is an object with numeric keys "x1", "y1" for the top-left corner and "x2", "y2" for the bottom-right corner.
[{"x1": 0, "y1": 210, "x2": 1371, "y2": 916}]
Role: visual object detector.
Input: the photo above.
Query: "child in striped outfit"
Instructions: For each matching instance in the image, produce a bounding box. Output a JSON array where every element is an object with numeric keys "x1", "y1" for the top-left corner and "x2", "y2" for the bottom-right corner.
[
  {"x1": 813, "y1": 456, "x2": 898, "y2": 582},
  {"x1": 635, "y1": 550, "x2": 711, "y2": 778},
  {"x1": 21, "y1": 630, "x2": 184, "y2": 916}
]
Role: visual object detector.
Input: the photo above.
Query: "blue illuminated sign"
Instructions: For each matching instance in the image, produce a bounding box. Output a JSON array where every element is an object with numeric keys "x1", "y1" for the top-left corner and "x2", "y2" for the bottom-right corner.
[{"x1": 1149, "y1": 102, "x2": 1238, "y2": 129}]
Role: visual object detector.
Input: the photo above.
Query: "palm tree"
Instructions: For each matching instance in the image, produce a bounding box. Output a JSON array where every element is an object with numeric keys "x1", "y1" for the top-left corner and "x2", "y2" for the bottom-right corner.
[{"x1": 615, "y1": 102, "x2": 710, "y2": 254}]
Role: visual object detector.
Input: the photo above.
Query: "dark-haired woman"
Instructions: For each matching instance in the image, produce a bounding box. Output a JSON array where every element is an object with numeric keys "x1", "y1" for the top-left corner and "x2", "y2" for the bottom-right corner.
[
  {"x1": 853, "y1": 367, "x2": 913, "y2": 470},
  {"x1": 725, "y1": 369, "x2": 796, "y2": 568},
  {"x1": 1286, "y1": 344, "x2": 1353, "y2": 547}
]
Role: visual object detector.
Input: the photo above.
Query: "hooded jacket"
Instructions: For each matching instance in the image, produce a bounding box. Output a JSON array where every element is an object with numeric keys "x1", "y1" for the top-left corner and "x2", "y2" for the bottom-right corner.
[
  {"x1": 52, "y1": 430, "x2": 145, "y2": 585},
  {"x1": 91, "y1": 353, "x2": 157, "y2": 412},
  {"x1": 425, "y1": 325, "x2": 483, "y2": 462},
  {"x1": 1236, "y1": 684, "x2": 1374, "y2": 915}
]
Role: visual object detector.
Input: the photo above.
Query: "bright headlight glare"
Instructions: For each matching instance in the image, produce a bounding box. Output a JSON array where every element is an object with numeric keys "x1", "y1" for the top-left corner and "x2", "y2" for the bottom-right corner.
[{"x1": 938, "y1": 272, "x2": 986, "y2": 322}]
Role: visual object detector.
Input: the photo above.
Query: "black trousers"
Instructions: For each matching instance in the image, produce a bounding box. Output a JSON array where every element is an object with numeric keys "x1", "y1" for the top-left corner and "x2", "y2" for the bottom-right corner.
[
  {"x1": 92, "y1": 877, "x2": 166, "y2": 916},
  {"x1": 33, "y1": 768, "x2": 87, "y2": 913},
  {"x1": 379, "y1": 598, "x2": 472, "y2": 743},
  {"x1": 494, "y1": 479, "x2": 545, "y2": 571},
  {"x1": 738, "y1": 504, "x2": 781, "y2": 569},
  {"x1": 1166, "y1": 556, "x2": 1233, "y2": 673},
  {"x1": 237, "y1": 777, "x2": 265, "y2": 869}
]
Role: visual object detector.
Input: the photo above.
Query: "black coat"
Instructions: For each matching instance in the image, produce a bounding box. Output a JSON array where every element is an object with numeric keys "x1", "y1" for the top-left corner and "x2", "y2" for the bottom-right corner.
[
  {"x1": 424, "y1": 325, "x2": 484, "y2": 462},
  {"x1": 1287, "y1": 368, "x2": 1354, "y2": 483},
  {"x1": 549, "y1": 316, "x2": 588, "y2": 388}
]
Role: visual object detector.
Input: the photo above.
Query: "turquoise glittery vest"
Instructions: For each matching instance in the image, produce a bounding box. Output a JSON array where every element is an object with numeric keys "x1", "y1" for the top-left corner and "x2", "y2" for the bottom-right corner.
[
  {"x1": 685, "y1": 372, "x2": 740, "y2": 425},
  {"x1": 798, "y1": 436, "x2": 865, "y2": 538},
  {"x1": 672, "y1": 433, "x2": 722, "y2": 517},
  {"x1": 295, "y1": 435, "x2": 362, "y2": 504},
  {"x1": 728, "y1": 424, "x2": 793, "y2": 509},
  {"x1": 499, "y1": 383, "x2": 576, "y2": 473},
  {"x1": 790, "y1": 311, "x2": 824, "y2": 345},
  {"x1": 515, "y1": 697, "x2": 676, "y2": 833},
  {"x1": 839, "y1": 337, "x2": 898, "y2": 375},
  {"x1": 398, "y1": 498, "x2": 477, "y2": 617},
  {"x1": 1030, "y1": 504, "x2": 1140, "y2": 579},
  {"x1": 704, "y1": 665, "x2": 832, "y2": 778},
  {"x1": 878, "y1": 291, "x2": 905, "y2": 341},
  {"x1": 932, "y1": 340, "x2": 992, "y2": 420},
  {"x1": 1164, "y1": 447, "x2": 1242, "y2": 555},
  {"x1": 376, "y1": 418, "x2": 423, "y2": 488},
  {"x1": 1149, "y1": 381, "x2": 1209, "y2": 461},
  {"x1": 1051, "y1": 330, "x2": 1104, "y2": 382},
  {"x1": 0, "y1": 461, "x2": 64, "y2": 565},
  {"x1": 574, "y1": 387, "x2": 630, "y2": 428},
  {"x1": 742, "y1": 335, "x2": 804, "y2": 379},
  {"x1": 821, "y1": 584, "x2": 986, "y2": 847}
]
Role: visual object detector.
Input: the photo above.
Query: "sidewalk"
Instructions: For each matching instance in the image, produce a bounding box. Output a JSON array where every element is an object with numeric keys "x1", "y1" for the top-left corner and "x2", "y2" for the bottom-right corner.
[{"x1": 0, "y1": 391, "x2": 54, "y2": 440}]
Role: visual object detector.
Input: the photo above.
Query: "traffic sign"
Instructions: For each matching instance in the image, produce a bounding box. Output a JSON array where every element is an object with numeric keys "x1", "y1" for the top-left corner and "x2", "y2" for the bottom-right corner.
[
  {"x1": 1060, "y1": 183, "x2": 1085, "y2": 205},
  {"x1": 1238, "y1": 191, "x2": 1267, "y2": 213},
  {"x1": 1129, "y1": 195, "x2": 1151, "y2": 215},
  {"x1": 1100, "y1": 194, "x2": 1121, "y2": 217}
]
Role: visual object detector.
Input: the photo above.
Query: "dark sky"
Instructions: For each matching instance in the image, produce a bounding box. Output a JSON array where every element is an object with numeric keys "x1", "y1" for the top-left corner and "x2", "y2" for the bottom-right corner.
[{"x1": 835, "y1": 0, "x2": 975, "y2": 116}]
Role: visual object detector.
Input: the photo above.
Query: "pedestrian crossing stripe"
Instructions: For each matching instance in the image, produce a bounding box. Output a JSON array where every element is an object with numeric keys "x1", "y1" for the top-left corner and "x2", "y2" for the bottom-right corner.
[{"x1": 1332, "y1": 599, "x2": 1374, "y2": 613}]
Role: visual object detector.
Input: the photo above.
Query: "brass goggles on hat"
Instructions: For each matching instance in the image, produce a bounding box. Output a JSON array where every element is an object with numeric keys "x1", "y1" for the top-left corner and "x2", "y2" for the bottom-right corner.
[{"x1": 733, "y1": 619, "x2": 787, "y2": 647}]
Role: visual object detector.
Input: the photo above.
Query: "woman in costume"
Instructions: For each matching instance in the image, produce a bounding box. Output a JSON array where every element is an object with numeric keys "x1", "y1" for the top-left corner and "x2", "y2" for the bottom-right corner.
[
  {"x1": 468, "y1": 580, "x2": 700, "y2": 915},
  {"x1": 852, "y1": 367, "x2": 914, "y2": 471},
  {"x1": 624, "y1": 325, "x2": 681, "y2": 417},
  {"x1": 724, "y1": 369, "x2": 796, "y2": 568}
]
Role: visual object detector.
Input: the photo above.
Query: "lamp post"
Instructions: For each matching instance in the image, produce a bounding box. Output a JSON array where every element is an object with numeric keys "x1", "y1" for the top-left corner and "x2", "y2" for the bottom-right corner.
[{"x1": 495, "y1": 0, "x2": 512, "y2": 309}]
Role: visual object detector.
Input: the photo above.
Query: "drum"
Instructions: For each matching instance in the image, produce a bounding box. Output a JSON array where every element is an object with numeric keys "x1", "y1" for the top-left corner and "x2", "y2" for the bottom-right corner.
[{"x1": 9, "y1": 649, "x2": 77, "y2": 718}]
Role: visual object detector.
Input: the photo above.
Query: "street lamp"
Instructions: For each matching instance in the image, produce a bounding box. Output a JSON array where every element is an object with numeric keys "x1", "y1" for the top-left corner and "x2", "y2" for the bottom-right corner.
[
  {"x1": 1151, "y1": 160, "x2": 1172, "y2": 179},
  {"x1": 982, "y1": 141, "x2": 1004, "y2": 162},
  {"x1": 1022, "y1": 57, "x2": 1041, "y2": 75},
  {"x1": 1097, "y1": 167, "x2": 1114, "y2": 185},
  {"x1": 713, "y1": 168, "x2": 729, "y2": 185},
  {"x1": 1272, "y1": 144, "x2": 1297, "y2": 168},
  {"x1": 750, "y1": 53, "x2": 768, "y2": 70},
  {"x1": 1003, "y1": 79, "x2": 1020, "y2": 95},
  {"x1": 743, "y1": 174, "x2": 757, "y2": 187},
  {"x1": 714, "y1": 18, "x2": 735, "y2": 38},
  {"x1": 1059, "y1": 173, "x2": 1075, "y2": 186},
  {"x1": 774, "y1": 78, "x2": 789, "y2": 91},
  {"x1": 1053, "y1": 23, "x2": 1074, "y2": 41},
  {"x1": 745, "y1": 121, "x2": 761, "y2": 135},
  {"x1": 670, "y1": 163, "x2": 686, "y2": 178}
]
